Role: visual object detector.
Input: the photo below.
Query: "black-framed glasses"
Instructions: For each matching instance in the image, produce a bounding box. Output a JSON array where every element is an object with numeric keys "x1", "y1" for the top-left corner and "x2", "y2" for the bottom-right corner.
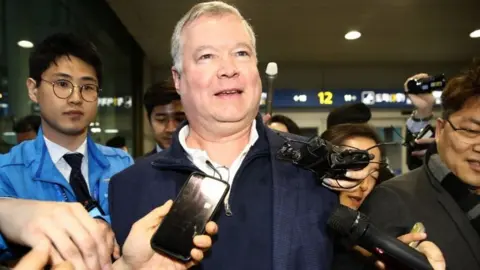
[
  {"x1": 446, "y1": 118, "x2": 480, "y2": 144},
  {"x1": 41, "y1": 79, "x2": 101, "y2": 102}
]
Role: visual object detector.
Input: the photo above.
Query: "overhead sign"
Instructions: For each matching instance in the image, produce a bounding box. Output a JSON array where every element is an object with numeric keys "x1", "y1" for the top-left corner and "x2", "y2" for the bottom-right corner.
[
  {"x1": 260, "y1": 89, "x2": 442, "y2": 109},
  {"x1": 97, "y1": 96, "x2": 132, "y2": 108}
]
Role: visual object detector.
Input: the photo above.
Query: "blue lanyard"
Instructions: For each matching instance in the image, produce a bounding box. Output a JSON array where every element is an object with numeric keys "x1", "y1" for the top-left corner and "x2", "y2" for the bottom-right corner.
[{"x1": 54, "y1": 182, "x2": 99, "y2": 202}]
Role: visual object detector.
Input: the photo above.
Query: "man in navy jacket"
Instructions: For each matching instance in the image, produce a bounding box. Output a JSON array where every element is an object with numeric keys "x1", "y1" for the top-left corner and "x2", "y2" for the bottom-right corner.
[{"x1": 110, "y1": 2, "x2": 372, "y2": 270}]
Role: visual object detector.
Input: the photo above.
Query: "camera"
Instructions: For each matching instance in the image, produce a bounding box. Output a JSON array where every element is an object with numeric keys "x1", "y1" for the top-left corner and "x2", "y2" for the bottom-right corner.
[{"x1": 406, "y1": 74, "x2": 446, "y2": 94}]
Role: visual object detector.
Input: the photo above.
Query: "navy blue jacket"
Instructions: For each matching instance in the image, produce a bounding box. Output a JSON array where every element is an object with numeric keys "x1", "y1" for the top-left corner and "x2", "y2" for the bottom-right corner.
[{"x1": 109, "y1": 117, "x2": 338, "y2": 270}]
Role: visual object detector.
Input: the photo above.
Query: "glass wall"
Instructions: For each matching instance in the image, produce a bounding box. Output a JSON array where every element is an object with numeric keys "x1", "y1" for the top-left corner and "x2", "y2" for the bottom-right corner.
[{"x1": 0, "y1": 0, "x2": 143, "y2": 155}]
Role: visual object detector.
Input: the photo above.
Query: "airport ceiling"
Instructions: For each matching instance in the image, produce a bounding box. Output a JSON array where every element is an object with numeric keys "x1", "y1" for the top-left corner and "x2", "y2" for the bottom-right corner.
[{"x1": 107, "y1": 0, "x2": 480, "y2": 67}]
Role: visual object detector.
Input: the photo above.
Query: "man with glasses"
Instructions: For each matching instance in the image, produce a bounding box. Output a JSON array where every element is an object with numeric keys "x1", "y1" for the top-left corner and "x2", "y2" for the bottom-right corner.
[
  {"x1": 343, "y1": 59, "x2": 480, "y2": 269},
  {"x1": 143, "y1": 79, "x2": 185, "y2": 155},
  {"x1": 0, "y1": 33, "x2": 135, "y2": 268}
]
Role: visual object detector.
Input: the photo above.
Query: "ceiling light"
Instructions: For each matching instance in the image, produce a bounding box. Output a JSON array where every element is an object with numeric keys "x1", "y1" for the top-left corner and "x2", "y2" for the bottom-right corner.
[
  {"x1": 17, "y1": 40, "x2": 34, "y2": 48},
  {"x1": 345, "y1": 31, "x2": 361, "y2": 40},
  {"x1": 104, "y1": 129, "x2": 119, "y2": 134},
  {"x1": 470, "y1": 29, "x2": 480, "y2": 38}
]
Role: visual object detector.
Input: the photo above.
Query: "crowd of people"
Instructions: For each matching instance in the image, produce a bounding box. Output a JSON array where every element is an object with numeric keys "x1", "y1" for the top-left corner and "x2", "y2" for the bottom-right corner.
[{"x1": 0, "y1": 1, "x2": 477, "y2": 269}]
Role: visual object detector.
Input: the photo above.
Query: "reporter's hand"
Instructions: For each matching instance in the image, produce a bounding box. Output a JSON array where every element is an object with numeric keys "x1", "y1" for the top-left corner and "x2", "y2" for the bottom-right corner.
[
  {"x1": 13, "y1": 241, "x2": 74, "y2": 270},
  {"x1": 374, "y1": 232, "x2": 445, "y2": 270},
  {"x1": 404, "y1": 73, "x2": 436, "y2": 117},
  {"x1": 417, "y1": 241, "x2": 446, "y2": 270},
  {"x1": 96, "y1": 218, "x2": 121, "y2": 260},
  {"x1": 374, "y1": 232, "x2": 427, "y2": 269},
  {"x1": 322, "y1": 169, "x2": 372, "y2": 191},
  {"x1": 0, "y1": 199, "x2": 112, "y2": 270},
  {"x1": 411, "y1": 137, "x2": 436, "y2": 157},
  {"x1": 118, "y1": 200, "x2": 218, "y2": 270}
]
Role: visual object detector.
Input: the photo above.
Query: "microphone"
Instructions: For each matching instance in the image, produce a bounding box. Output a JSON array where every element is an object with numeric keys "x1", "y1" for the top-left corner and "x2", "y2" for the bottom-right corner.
[
  {"x1": 276, "y1": 136, "x2": 373, "y2": 179},
  {"x1": 265, "y1": 62, "x2": 278, "y2": 115},
  {"x1": 328, "y1": 205, "x2": 433, "y2": 270}
]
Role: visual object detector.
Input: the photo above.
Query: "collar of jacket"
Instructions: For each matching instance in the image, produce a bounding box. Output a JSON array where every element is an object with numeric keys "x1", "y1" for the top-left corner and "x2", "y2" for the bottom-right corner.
[
  {"x1": 151, "y1": 114, "x2": 295, "y2": 170},
  {"x1": 28, "y1": 127, "x2": 110, "y2": 181}
]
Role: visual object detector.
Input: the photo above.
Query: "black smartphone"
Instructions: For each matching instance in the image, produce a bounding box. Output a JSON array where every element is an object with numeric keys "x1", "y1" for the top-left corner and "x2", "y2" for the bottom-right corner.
[
  {"x1": 150, "y1": 172, "x2": 230, "y2": 262},
  {"x1": 410, "y1": 124, "x2": 435, "y2": 150}
]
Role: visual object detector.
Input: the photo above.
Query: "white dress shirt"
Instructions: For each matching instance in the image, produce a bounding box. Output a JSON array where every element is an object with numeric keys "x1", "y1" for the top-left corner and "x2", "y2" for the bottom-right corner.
[
  {"x1": 178, "y1": 120, "x2": 259, "y2": 211},
  {"x1": 44, "y1": 136, "x2": 90, "y2": 191}
]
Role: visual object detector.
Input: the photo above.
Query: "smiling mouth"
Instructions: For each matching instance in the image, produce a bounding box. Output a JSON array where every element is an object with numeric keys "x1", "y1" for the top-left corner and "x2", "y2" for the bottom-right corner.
[
  {"x1": 214, "y1": 89, "x2": 243, "y2": 96},
  {"x1": 467, "y1": 160, "x2": 480, "y2": 170},
  {"x1": 348, "y1": 195, "x2": 363, "y2": 203}
]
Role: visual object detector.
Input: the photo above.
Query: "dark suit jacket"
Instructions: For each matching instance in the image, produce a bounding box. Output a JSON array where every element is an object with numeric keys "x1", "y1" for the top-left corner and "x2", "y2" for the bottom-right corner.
[
  {"x1": 346, "y1": 162, "x2": 480, "y2": 269},
  {"x1": 109, "y1": 116, "x2": 338, "y2": 270},
  {"x1": 144, "y1": 147, "x2": 157, "y2": 157}
]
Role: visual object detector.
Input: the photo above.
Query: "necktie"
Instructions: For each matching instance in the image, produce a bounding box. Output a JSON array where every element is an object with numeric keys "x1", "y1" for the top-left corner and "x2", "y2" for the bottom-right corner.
[{"x1": 63, "y1": 153, "x2": 91, "y2": 205}]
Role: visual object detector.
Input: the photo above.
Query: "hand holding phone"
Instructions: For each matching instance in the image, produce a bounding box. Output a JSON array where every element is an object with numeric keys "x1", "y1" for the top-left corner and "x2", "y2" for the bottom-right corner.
[
  {"x1": 150, "y1": 172, "x2": 230, "y2": 262},
  {"x1": 409, "y1": 222, "x2": 426, "y2": 248},
  {"x1": 410, "y1": 125, "x2": 435, "y2": 152}
]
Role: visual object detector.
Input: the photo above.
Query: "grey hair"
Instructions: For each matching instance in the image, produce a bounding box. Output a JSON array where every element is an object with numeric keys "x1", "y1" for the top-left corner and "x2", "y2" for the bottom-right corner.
[{"x1": 171, "y1": 1, "x2": 257, "y2": 73}]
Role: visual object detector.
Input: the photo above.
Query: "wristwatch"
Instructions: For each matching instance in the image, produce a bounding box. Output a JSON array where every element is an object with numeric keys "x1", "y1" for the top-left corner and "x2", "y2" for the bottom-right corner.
[{"x1": 411, "y1": 110, "x2": 433, "y2": 122}]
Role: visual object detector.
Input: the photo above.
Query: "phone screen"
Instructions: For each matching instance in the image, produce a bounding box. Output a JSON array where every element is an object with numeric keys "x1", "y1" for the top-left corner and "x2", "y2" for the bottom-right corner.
[
  {"x1": 418, "y1": 128, "x2": 434, "y2": 140},
  {"x1": 410, "y1": 125, "x2": 435, "y2": 150},
  {"x1": 150, "y1": 172, "x2": 230, "y2": 261}
]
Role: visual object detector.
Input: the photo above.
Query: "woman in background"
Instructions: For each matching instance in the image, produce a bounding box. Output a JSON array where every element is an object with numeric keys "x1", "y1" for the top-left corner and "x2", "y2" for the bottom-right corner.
[{"x1": 321, "y1": 123, "x2": 385, "y2": 209}]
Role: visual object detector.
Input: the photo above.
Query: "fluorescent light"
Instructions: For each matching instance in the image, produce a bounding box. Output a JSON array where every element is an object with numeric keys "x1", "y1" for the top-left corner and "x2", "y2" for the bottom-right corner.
[
  {"x1": 3, "y1": 132, "x2": 15, "y2": 136},
  {"x1": 470, "y1": 29, "x2": 480, "y2": 38},
  {"x1": 345, "y1": 31, "x2": 361, "y2": 40},
  {"x1": 17, "y1": 40, "x2": 34, "y2": 48},
  {"x1": 90, "y1": 127, "x2": 102, "y2": 133},
  {"x1": 104, "y1": 129, "x2": 119, "y2": 134}
]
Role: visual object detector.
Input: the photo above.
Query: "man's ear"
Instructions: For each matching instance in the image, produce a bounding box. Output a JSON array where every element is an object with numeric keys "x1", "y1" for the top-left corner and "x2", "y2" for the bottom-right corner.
[
  {"x1": 171, "y1": 67, "x2": 181, "y2": 95},
  {"x1": 435, "y1": 118, "x2": 445, "y2": 145},
  {"x1": 26, "y1": 78, "x2": 39, "y2": 103}
]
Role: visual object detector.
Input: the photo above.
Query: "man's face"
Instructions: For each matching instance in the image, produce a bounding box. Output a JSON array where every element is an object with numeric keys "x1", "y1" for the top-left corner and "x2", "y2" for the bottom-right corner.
[
  {"x1": 172, "y1": 14, "x2": 261, "y2": 131},
  {"x1": 27, "y1": 55, "x2": 98, "y2": 137},
  {"x1": 149, "y1": 100, "x2": 185, "y2": 149},
  {"x1": 436, "y1": 97, "x2": 480, "y2": 188},
  {"x1": 16, "y1": 130, "x2": 37, "y2": 144}
]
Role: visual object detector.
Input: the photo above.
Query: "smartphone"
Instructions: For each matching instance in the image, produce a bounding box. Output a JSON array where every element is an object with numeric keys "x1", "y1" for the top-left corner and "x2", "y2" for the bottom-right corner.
[
  {"x1": 150, "y1": 172, "x2": 230, "y2": 262},
  {"x1": 408, "y1": 222, "x2": 426, "y2": 248},
  {"x1": 410, "y1": 124, "x2": 435, "y2": 150}
]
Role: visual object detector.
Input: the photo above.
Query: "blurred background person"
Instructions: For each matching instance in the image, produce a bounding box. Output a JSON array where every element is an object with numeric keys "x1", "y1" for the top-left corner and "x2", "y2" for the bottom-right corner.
[
  {"x1": 267, "y1": 114, "x2": 302, "y2": 135},
  {"x1": 143, "y1": 79, "x2": 185, "y2": 155},
  {"x1": 13, "y1": 115, "x2": 41, "y2": 144},
  {"x1": 106, "y1": 135, "x2": 128, "y2": 153},
  {"x1": 326, "y1": 103, "x2": 372, "y2": 129},
  {"x1": 404, "y1": 73, "x2": 437, "y2": 170}
]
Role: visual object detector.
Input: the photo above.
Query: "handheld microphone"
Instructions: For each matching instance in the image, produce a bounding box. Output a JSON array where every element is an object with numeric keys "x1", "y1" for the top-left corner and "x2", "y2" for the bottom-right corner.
[
  {"x1": 276, "y1": 136, "x2": 373, "y2": 179},
  {"x1": 328, "y1": 205, "x2": 433, "y2": 270},
  {"x1": 265, "y1": 62, "x2": 278, "y2": 115}
]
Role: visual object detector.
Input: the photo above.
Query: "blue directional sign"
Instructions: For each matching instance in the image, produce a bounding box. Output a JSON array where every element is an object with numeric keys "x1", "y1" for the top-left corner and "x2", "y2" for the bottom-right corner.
[{"x1": 260, "y1": 89, "x2": 442, "y2": 109}]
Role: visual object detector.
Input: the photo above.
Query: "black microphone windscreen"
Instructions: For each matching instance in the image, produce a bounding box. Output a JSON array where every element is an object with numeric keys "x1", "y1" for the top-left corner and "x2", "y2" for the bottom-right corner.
[{"x1": 327, "y1": 205, "x2": 358, "y2": 236}]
